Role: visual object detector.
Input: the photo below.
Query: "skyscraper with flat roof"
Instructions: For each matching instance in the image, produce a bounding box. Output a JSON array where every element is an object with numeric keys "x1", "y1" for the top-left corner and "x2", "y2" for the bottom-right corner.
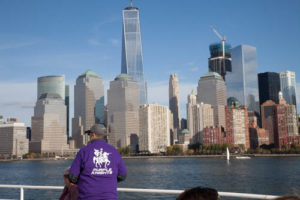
[
  {"x1": 258, "y1": 72, "x2": 281, "y2": 105},
  {"x1": 107, "y1": 74, "x2": 140, "y2": 150},
  {"x1": 72, "y1": 70, "x2": 105, "y2": 148},
  {"x1": 197, "y1": 72, "x2": 227, "y2": 128},
  {"x1": 121, "y1": 4, "x2": 147, "y2": 104},
  {"x1": 280, "y1": 71, "x2": 297, "y2": 106},
  {"x1": 226, "y1": 45, "x2": 260, "y2": 115}
]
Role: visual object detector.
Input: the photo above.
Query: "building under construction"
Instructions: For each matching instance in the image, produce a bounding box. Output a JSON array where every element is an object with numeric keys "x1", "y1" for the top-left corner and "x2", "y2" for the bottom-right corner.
[{"x1": 208, "y1": 43, "x2": 232, "y2": 80}]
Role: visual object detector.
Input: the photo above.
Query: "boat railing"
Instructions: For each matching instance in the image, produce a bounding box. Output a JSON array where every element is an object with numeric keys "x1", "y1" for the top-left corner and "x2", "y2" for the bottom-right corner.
[{"x1": 0, "y1": 184, "x2": 279, "y2": 200}]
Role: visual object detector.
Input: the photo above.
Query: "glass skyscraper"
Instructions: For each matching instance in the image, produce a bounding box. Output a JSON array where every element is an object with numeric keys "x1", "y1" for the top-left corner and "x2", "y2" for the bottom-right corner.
[
  {"x1": 121, "y1": 5, "x2": 147, "y2": 104},
  {"x1": 280, "y1": 71, "x2": 297, "y2": 106},
  {"x1": 226, "y1": 45, "x2": 260, "y2": 115},
  {"x1": 258, "y1": 72, "x2": 281, "y2": 106}
]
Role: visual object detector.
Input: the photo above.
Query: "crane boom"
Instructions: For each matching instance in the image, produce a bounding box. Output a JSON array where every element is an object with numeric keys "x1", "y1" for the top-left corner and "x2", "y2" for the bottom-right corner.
[{"x1": 210, "y1": 25, "x2": 224, "y2": 41}]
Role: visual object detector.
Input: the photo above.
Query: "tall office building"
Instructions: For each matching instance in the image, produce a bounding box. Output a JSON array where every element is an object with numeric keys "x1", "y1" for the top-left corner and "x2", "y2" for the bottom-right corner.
[
  {"x1": 226, "y1": 45, "x2": 260, "y2": 115},
  {"x1": 121, "y1": 3, "x2": 147, "y2": 104},
  {"x1": 197, "y1": 72, "x2": 227, "y2": 127},
  {"x1": 37, "y1": 75, "x2": 70, "y2": 137},
  {"x1": 30, "y1": 93, "x2": 69, "y2": 153},
  {"x1": 139, "y1": 104, "x2": 173, "y2": 153},
  {"x1": 280, "y1": 71, "x2": 297, "y2": 106},
  {"x1": 72, "y1": 70, "x2": 105, "y2": 148},
  {"x1": 107, "y1": 74, "x2": 140, "y2": 149},
  {"x1": 258, "y1": 72, "x2": 281, "y2": 105},
  {"x1": 0, "y1": 119, "x2": 29, "y2": 157},
  {"x1": 169, "y1": 74, "x2": 181, "y2": 132},
  {"x1": 208, "y1": 43, "x2": 232, "y2": 80}
]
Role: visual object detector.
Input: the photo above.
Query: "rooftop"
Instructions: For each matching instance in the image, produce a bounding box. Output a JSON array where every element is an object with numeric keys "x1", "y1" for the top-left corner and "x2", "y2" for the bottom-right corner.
[
  {"x1": 115, "y1": 73, "x2": 132, "y2": 81},
  {"x1": 78, "y1": 70, "x2": 101, "y2": 79},
  {"x1": 201, "y1": 72, "x2": 222, "y2": 78}
]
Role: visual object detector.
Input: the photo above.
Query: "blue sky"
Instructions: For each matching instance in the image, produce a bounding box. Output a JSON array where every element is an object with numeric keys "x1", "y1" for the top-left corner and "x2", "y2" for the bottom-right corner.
[{"x1": 0, "y1": 0, "x2": 300, "y2": 126}]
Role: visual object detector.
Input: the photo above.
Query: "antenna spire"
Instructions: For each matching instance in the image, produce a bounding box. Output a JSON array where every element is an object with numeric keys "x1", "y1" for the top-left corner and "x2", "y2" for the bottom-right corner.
[{"x1": 130, "y1": 0, "x2": 133, "y2": 7}]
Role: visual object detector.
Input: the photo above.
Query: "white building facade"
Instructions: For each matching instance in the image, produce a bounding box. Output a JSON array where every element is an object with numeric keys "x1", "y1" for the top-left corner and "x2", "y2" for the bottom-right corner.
[{"x1": 139, "y1": 104, "x2": 173, "y2": 153}]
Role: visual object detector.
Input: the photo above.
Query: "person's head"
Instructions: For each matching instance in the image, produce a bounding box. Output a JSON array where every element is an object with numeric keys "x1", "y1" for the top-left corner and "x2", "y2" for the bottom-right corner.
[
  {"x1": 177, "y1": 187, "x2": 219, "y2": 200},
  {"x1": 63, "y1": 168, "x2": 70, "y2": 187},
  {"x1": 275, "y1": 196, "x2": 300, "y2": 200},
  {"x1": 85, "y1": 124, "x2": 107, "y2": 140}
]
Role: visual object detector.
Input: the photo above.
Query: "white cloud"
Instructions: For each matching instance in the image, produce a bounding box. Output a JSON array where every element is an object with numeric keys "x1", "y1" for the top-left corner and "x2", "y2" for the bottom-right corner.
[
  {"x1": 0, "y1": 82, "x2": 36, "y2": 126},
  {"x1": 109, "y1": 39, "x2": 119, "y2": 46},
  {"x1": 88, "y1": 39, "x2": 102, "y2": 46},
  {"x1": 0, "y1": 41, "x2": 38, "y2": 51},
  {"x1": 190, "y1": 67, "x2": 199, "y2": 72}
]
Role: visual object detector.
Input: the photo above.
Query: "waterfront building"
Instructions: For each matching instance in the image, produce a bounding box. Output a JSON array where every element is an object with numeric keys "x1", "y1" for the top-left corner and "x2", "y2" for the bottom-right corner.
[
  {"x1": 72, "y1": 70, "x2": 105, "y2": 148},
  {"x1": 30, "y1": 93, "x2": 69, "y2": 153},
  {"x1": 178, "y1": 129, "x2": 190, "y2": 145},
  {"x1": 169, "y1": 74, "x2": 181, "y2": 134},
  {"x1": 107, "y1": 74, "x2": 140, "y2": 150},
  {"x1": 261, "y1": 98, "x2": 290, "y2": 148},
  {"x1": 226, "y1": 45, "x2": 260, "y2": 115},
  {"x1": 280, "y1": 71, "x2": 297, "y2": 106},
  {"x1": 225, "y1": 105, "x2": 250, "y2": 149},
  {"x1": 202, "y1": 126, "x2": 227, "y2": 146},
  {"x1": 208, "y1": 43, "x2": 232, "y2": 80},
  {"x1": 65, "y1": 85, "x2": 70, "y2": 138},
  {"x1": 139, "y1": 104, "x2": 173, "y2": 153},
  {"x1": 197, "y1": 72, "x2": 226, "y2": 128},
  {"x1": 0, "y1": 118, "x2": 29, "y2": 157},
  {"x1": 37, "y1": 75, "x2": 70, "y2": 138},
  {"x1": 187, "y1": 91, "x2": 215, "y2": 144},
  {"x1": 0, "y1": 115, "x2": 3, "y2": 123},
  {"x1": 258, "y1": 72, "x2": 280, "y2": 105},
  {"x1": 286, "y1": 104, "x2": 298, "y2": 137},
  {"x1": 249, "y1": 120, "x2": 269, "y2": 149},
  {"x1": 121, "y1": 3, "x2": 147, "y2": 104}
]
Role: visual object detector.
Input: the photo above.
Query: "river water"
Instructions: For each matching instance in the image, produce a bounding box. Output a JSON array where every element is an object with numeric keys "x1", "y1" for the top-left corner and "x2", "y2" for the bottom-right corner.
[{"x1": 0, "y1": 157, "x2": 299, "y2": 199}]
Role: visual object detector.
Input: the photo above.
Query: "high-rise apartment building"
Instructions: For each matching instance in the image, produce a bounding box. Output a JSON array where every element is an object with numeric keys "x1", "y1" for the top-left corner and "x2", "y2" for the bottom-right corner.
[
  {"x1": 169, "y1": 74, "x2": 181, "y2": 132},
  {"x1": 0, "y1": 119, "x2": 29, "y2": 157},
  {"x1": 197, "y1": 72, "x2": 227, "y2": 127},
  {"x1": 72, "y1": 70, "x2": 105, "y2": 148},
  {"x1": 260, "y1": 98, "x2": 295, "y2": 148},
  {"x1": 280, "y1": 71, "x2": 297, "y2": 106},
  {"x1": 258, "y1": 72, "x2": 281, "y2": 105},
  {"x1": 225, "y1": 105, "x2": 250, "y2": 149},
  {"x1": 30, "y1": 93, "x2": 69, "y2": 153},
  {"x1": 107, "y1": 74, "x2": 140, "y2": 150},
  {"x1": 208, "y1": 43, "x2": 232, "y2": 80},
  {"x1": 186, "y1": 91, "x2": 214, "y2": 144},
  {"x1": 37, "y1": 75, "x2": 70, "y2": 137},
  {"x1": 139, "y1": 104, "x2": 173, "y2": 153},
  {"x1": 121, "y1": 4, "x2": 147, "y2": 104},
  {"x1": 226, "y1": 45, "x2": 260, "y2": 115}
]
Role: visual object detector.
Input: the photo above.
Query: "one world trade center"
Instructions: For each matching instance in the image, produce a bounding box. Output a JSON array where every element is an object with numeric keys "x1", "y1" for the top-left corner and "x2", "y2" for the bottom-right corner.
[{"x1": 121, "y1": 3, "x2": 148, "y2": 104}]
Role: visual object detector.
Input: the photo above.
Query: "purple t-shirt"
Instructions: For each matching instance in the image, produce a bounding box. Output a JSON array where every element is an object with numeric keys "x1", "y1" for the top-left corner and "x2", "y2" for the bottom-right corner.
[{"x1": 69, "y1": 139, "x2": 127, "y2": 200}]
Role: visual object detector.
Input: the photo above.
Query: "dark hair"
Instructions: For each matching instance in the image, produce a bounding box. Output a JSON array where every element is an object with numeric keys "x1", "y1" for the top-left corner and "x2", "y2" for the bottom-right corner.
[
  {"x1": 177, "y1": 187, "x2": 219, "y2": 200},
  {"x1": 275, "y1": 196, "x2": 300, "y2": 200}
]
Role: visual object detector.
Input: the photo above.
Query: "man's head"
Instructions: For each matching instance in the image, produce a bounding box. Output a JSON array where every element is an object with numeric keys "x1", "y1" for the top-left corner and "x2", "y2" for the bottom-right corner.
[
  {"x1": 177, "y1": 187, "x2": 219, "y2": 200},
  {"x1": 85, "y1": 124, "x2": 107, "y2": 140}
]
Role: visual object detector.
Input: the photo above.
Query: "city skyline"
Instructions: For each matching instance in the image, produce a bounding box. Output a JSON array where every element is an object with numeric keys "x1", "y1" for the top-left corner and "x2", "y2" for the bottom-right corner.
[{"x1": 0, "y1": 0, "x2": 300, "y2": 126}]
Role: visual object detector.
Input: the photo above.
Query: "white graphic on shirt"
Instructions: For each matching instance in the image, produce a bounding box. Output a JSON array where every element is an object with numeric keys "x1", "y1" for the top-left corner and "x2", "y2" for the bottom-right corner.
[{"x1": 91, "y1": 148, "x2": 113, "y2": 175}]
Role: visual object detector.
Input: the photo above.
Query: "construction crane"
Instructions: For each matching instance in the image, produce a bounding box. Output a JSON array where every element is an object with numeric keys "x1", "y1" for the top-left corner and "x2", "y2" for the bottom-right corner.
[{"x1": 210, "y1": 25, "x2": 226, "y2": 61}]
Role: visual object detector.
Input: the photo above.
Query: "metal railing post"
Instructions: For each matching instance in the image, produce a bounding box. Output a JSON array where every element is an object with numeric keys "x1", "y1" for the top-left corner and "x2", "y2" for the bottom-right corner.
[{"x1": 20, "y1": 186, "x2": 24, "y2": 200}]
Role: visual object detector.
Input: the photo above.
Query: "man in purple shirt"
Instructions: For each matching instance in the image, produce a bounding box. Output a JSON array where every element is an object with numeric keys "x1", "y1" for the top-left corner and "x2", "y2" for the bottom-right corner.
[{"x1": 69, "y1": 124, "x2": 127, "y2": 200}]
